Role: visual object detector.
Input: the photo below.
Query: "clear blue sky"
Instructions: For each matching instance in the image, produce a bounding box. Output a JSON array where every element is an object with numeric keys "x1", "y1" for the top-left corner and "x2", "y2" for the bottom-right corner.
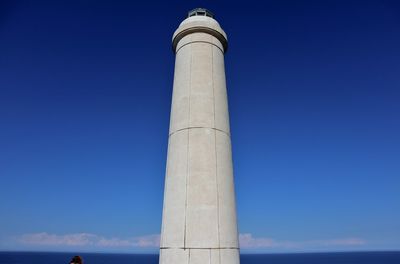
[{"x1": 0, "y1": 0, "x2": 399, "y2": 253}]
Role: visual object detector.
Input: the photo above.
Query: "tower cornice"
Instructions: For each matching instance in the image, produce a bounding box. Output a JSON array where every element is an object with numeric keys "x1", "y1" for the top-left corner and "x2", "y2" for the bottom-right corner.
[{"x1": 172, "y1": 16, "x2": 228, "y2": 53}]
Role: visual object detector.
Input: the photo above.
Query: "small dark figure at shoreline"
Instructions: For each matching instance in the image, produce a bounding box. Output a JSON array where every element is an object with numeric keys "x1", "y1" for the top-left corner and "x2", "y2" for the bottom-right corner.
[{"x1": 69, "y1": 255, "x2": 83, "y2": 264}]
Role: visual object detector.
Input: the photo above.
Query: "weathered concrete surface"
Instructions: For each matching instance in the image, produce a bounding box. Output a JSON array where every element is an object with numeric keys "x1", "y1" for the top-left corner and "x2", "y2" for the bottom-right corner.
[{"x1": 160, "y1": 12, "x2": 240, "y2": 264}]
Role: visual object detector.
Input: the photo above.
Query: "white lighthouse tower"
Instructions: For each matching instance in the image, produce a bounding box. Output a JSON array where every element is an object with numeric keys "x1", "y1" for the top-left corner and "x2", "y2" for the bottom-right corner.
[{"x1": 160, "y1": 8, "x2": 240, "y2": 264}]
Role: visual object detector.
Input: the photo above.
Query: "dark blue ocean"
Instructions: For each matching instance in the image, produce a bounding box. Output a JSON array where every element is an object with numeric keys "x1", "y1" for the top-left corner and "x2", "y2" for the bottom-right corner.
[{"x1": 1, "y1": 252, "x2": 400, "y2": 264}]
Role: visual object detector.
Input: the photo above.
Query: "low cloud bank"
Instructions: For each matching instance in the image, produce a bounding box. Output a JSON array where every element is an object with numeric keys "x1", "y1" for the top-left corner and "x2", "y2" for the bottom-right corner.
[
  {"x1": 19, "y1": 232, "x2": 160, "y2": 248},
  {"x1": 239, "y1": 233, "x2": 366, "y2": 249},
  {"x1": 17, "y1": 232, "x2": 365, "y2": 250}
]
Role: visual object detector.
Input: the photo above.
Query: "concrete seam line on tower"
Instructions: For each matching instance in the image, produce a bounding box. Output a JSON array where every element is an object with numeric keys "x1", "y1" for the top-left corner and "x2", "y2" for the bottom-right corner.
[
  {"x1": 176, "y1": 41, "x2": 224, "y2": 54},
  {"x1": 182, "y1": 36, "x2": 193, "y2": 250},
  {"x1": 160, "y1": 247, "x2": 239, "y2": 250},
  {"x1": 169, "y1": 127, "x2": 230, "y2": 138},
  {"x1": 211, "y1": 42, "x2": 222, "y2": 250}
]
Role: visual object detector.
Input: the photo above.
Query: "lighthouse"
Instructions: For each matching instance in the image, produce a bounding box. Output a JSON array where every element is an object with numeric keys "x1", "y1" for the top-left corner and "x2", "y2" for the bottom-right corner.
[{"x1": 160, "y1": 8, "x2": 240, "y2": 264}]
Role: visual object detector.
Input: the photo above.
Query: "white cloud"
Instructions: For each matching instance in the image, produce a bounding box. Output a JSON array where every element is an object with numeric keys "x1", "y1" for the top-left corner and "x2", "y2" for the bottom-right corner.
[
  {"x1": 19, "y1": 233, "x2": 98, "y2": 246},
  {"x1": 18, "y1": 232, "x2": 160, "y2": 248},
  {"x1": 239, "y1": 233, "x2": 366, "y2": 249},
  {"x1": 239, "y1": 233, "x2": 278, "y2": 248},
  {"x1": 133, "y1": 234, "x2": 160, "y2": 247},
  {"x1": 319, "y1": 238, "x2": 366, "y2": 246}
]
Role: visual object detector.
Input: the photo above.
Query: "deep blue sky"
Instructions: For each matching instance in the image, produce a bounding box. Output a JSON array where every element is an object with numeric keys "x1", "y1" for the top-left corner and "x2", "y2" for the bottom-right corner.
[{"x1": 0, "y1": 0, "x2": 399, "y2": 253}]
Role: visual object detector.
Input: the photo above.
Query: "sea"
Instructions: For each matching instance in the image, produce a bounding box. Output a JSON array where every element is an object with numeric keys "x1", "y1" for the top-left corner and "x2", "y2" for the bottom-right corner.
[{"x1": 0, "y1": 251, "x2": 399, "y2": 264}]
